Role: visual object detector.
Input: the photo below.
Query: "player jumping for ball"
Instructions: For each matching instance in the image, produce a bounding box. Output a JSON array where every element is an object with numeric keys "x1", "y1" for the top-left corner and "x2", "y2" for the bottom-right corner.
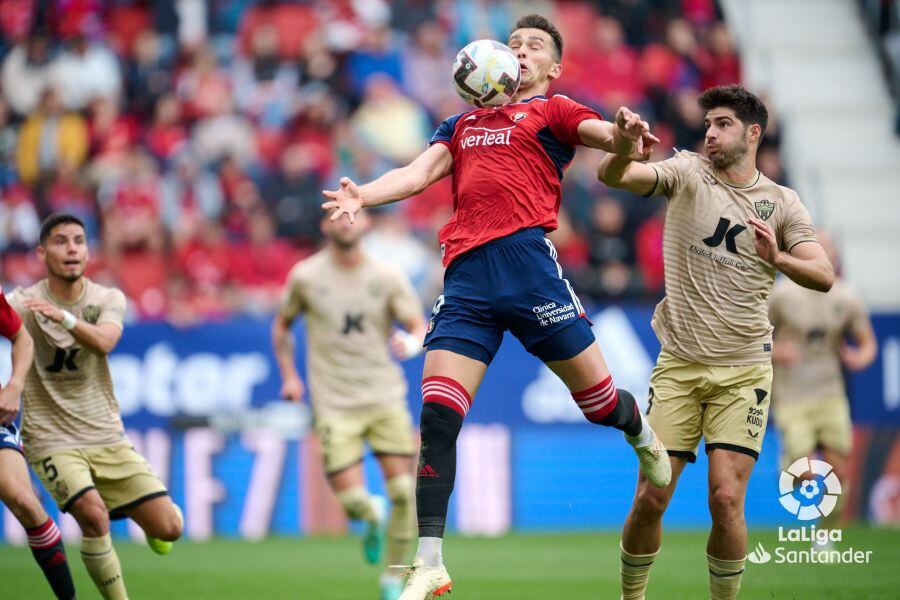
[{"x1": 323, "y1": 14, "x2": 668, "y2": 599}]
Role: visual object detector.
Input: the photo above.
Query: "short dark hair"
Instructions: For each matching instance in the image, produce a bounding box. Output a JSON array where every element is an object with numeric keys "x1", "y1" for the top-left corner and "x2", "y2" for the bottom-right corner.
[
  {"x1": 39, "y1": 213, "x2": 86, "y2": 244},
  {"x1": 698, "y1": 84, "x2": 768, "y2": 135},
  {"x1": 511, "y1": 14, "x2": 563, "y2": 61}
]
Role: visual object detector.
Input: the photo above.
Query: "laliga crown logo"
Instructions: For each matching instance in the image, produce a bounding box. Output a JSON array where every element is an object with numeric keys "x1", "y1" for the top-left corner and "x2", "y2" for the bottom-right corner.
[{"x1": 778, "y1": 457, "x2": 842, "y2": 520}]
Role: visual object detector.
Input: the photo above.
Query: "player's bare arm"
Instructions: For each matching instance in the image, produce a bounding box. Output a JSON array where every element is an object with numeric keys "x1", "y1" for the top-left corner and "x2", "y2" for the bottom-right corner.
[
  {"x1": 21, "y1": 298, "x2": 123, "y2": 354},
  {"x1": 578, "y1": 107, "x2": 659, "y2": 160},
  {"x1": 747, "y1": 218, "x2": 834, "y2": 291},
  {"x1": 596, "y1": 147, "x2": 659, "y2": 195},
  {"x1": 322, "y1": 143, "x2": 453, "y2": 223},
  {"x1": 0, "y1": 324, "x2": 33, "y2": 425},
  {"x1": 271, "y1": 310, "x2": 304, "y2": 402},
  {"x1": 840, "y1": 315, "x2": 878, "y2": 371}
]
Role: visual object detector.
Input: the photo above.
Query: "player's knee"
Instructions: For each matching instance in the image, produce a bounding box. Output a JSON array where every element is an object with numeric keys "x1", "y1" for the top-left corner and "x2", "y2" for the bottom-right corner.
[
  {"x1": 386, "y1": 474, "x2": 414, "y2": 507},
  {"x1": 72, "y1": 498, "x2": 110, "y2": 537},
  {"x1": 632, "y1": 487, "x2": 669, "y2": 523},
  {"x1": 336, "y1": 486, "x2": 374, "y2": 521},
  {"x1": 420, "y1": 402, "x2": 464, "y2": 449},
  {"x1": 5, "y1": 489, "x2": 46, "y2": 528},
  {"x1": 709, "y1": 485, "x2": 743, "y2": 523}
]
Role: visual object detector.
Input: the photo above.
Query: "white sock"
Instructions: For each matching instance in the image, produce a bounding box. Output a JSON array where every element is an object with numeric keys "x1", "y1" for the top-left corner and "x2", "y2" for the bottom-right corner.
[
  {"x1": 625, "y1": 413, "x2": 654, "y2": 448},
  {"x1": 415, "y1": 536, "x2": 443, "y2": 567}
]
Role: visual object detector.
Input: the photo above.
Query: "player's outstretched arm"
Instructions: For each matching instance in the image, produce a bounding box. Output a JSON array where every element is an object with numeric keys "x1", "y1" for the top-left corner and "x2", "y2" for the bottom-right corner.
[
  {"x1": 596, "y1": 151, "x2": 659, "y2": 196},
  {"x1": 578, "y1": 107, "x2": 658, "y2": 159},
  {"x1": 271, "y1": 311, "x2": 305, "y2": 402},
  {"x1": 21, "y1": 298, "x2": 122, "y2": 354},
  {"x1": 0, "y1": 325, "x2": 33, "y2": 424},
  {"x1": 322, "y1": 143, "x2": 453, "y2": 222},
  {"x1": 841, "y1": 314, "x2": 878, "y2": 372},
  {"x1": 748, "y1": 220, "x2": 834, "y2": 292}
]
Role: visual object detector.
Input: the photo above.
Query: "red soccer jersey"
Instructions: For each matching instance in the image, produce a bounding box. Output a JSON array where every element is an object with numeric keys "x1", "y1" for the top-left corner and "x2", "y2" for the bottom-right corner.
[
  {"x1": 0, "y1": 288, "x2": 22, "y2": 341},
  {"x1": 429, "y1": 94, "x2": 601, "y2": 266}
]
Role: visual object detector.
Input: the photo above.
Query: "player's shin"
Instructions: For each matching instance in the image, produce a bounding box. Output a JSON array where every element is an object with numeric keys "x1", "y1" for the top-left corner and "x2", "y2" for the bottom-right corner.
[
  {"x1": 572, "y1": 380, "x2": 651, "y2": 445},
  {"x1": 386, "y1": 474, "x2": 415, "y2": 566},
  {"x1": 81, "y1": 533, "x2": 128, "y2": 600},
  {"x1": 414, "y1": 377, "x2": 469, "y2": 568},
  {"x1": 707, "y1": 554, "x2": 745, "y2": 600},
  {"x1": 26, "y1": 518, "x2": 76, "y2": 600}
]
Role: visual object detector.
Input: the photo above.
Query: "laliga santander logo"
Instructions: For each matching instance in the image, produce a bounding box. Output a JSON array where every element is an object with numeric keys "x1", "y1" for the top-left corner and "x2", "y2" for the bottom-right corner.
[{"x1": 778, "y1": 457, "x2": 842, "y2": 521}]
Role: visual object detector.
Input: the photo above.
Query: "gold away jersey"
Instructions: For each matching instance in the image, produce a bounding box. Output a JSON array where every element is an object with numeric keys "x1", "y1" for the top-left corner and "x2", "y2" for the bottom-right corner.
[
  {"x1": 769, "y1": 278, "x2": 869, "y2": 404},
  {"x1": 649, "y1": 151, "x2": 817, "y2": 365},
  {"x1": 8, "y1": 279, "x2": 127, "y2": 458},
  {"x1": 279, "y1": 250, "x2": 422, "y2": 415}
]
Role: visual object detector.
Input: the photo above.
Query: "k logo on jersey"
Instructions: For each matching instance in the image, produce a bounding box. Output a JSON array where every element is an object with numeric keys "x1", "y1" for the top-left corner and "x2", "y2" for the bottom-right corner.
[{"x1": 754, "y1": 199, "x2": 775, "y2": 220}]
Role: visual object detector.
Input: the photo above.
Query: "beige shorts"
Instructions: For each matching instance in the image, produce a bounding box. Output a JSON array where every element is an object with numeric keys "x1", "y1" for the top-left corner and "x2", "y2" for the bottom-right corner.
[
  {"x1": 314, "y1": 403, "x2": 416, "y2": 474},
  {"x1": 647, "y1": 349, "x2": 773, "y2": 462},
  {"x1": 31, "y1": 443, "x2": 168, "y2": 518},
  {"x1": 774, "y1": 395, "x2": 852, "y2": 469}
]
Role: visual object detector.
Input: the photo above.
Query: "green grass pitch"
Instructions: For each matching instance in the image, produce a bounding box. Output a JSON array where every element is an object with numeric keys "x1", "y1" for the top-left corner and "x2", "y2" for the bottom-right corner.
[{"x1": 1, "y1": 527, "x2": 897, "y2": 598}]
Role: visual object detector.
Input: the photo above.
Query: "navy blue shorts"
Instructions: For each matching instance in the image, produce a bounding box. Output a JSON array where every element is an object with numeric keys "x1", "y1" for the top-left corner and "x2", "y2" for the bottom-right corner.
[
  {"x1": 424, "y1": 228, "x2": 595, "y2": 365},
  {"x1": 0, "y1": 422, "x2": 24, "y2": 456}
]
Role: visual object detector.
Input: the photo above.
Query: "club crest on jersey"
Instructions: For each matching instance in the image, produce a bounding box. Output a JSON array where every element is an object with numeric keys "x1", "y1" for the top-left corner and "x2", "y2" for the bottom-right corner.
[
  {"x1": 83, "y1": 305, "x2": 101, "y2": 324},
  {"x1": 754, "y1": 199, "x2": 775, "y2": 221},
  {"x1": 513, "y1": 112, "x2": 527, "y2": 121}
]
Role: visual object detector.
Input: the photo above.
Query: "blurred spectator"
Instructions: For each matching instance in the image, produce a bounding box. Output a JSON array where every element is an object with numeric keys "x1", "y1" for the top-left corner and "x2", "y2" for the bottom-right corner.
[
  {"x1": 1, "y1": 32, "x2": 53, "y2": 116},
  {"x1": 261, "y1": 144, "x2": 326, "y2": 248},
  {"x1": 192, "y1": 89, "x2": 257, "y2": 168},
  {"x1": 176, "y1": 44, "x2": 232, "y2": 120},
  {"x1": 363, "y1": 210, "x2": 437, "y2": 289},
  {"x1": 232, "y1": 23, "x2": 299, "y2": 131},
  {"x1": 125, "y1": 29, "x2": 175, "y2": 119},
  {"x1": 97, "y1": 147, "x2": 163, "y2": 255},
  {"x1": 160, "y1": 150, "x2": 224, "y2": 243},
  {"x1": 145, "y1": 93, "x2": 189, "y2": 163},
  {"x1": 582, "y1": 196, "x2": 643, "y2": 299},
  {"x1": 403, "y1": 20, "x2": 459, "y2": 117},
  {"x1": 698, "y1": 22, "x2": 741, "y2": 90},
  {"x1": 634, "y1": 201, "x2": 666, "y2": 297},
  {"x1": 351, "y1": 74, "x2": 431, "y2": 164},
  {"x1": 16, "y1": 87, "x2": 89, "y2": 186},
  {"x1": 39, "y1": 160, "x2": 100, "y2": 244},
  {"x1": 345, "y1": 26, "x2": 405, "y2": 101},
  {"x1": 0, "y1": 184, "x2": 40, "y2": 252},
  {"x1": 49, "y1": 33, "x2": 122, "y2": 111},
  {"x1": 0, "y1": 98, "x2": 17, "y2": 187}
]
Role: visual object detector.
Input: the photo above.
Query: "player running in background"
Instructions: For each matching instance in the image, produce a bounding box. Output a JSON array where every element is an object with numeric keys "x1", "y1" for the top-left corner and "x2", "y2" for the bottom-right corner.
[
  {"x1": 9, "y1": 214, "x2": 183, "y2": 600},
  {"x1": 323, "y1": 14, "x2": 669, "y2": 599},
  {"x1": 770, "y1": 231, "x2": 877, "y2": 529},
  {"x1": 272, "y1": 211, "x2": 426, "y2": 600},
  {"x1": 0, "y1": 288, "x2": 76, "y2": 599},
  {"x1": 598, "y1": 84, "x2": 834, "y2": 600}
]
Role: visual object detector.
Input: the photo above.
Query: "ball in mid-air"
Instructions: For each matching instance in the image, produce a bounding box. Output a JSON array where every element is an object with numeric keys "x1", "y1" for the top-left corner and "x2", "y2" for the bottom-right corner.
[{"x1": 451, "y1": 39, "x2": 521, "y2": 107}]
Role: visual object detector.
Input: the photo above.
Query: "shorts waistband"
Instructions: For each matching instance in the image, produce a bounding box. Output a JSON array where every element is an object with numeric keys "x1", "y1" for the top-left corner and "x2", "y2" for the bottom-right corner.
[{"x1": 460, "y1": 227, "x2": 547, "y2": 257}]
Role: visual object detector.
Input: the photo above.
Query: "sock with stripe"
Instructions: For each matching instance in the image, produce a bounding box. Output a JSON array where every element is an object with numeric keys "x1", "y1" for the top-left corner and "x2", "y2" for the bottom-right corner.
[
  {"x1": 414, "y1": 376, "x2": 469, "y2": 566},
  {"x1": 572, "y1": 377, "x2": 646, "y2": 440},
  {"x1": 620, "y1": 542, "x2": 658, "y2": 600},
  {"x1": 26, "y1": 518, "x2": 76, "y2": 600},
  {"x1": 707, "y1": 554, "x2": 745, "y2": 600},
  {"x1": 82, "y1": 533, "x2": 128, "y2": 599}
]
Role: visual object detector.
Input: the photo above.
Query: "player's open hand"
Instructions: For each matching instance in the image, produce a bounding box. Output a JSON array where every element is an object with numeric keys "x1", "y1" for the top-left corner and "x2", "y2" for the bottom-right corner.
[
  {"x1": 280, "y1": 373, "x2": 305, "y2": 404},
  {"x1": 322, "y1": 177, "x2": 363, "y2": 224},
  {"x1": 21, "y1": 298, "x2": 64, "y2": 323},
  {"x1": 748, "y1": 217, "x2": 780, "y2": 266},
  {"x1": 0, "y1": 387, "x2": 20, "y2": 425}
]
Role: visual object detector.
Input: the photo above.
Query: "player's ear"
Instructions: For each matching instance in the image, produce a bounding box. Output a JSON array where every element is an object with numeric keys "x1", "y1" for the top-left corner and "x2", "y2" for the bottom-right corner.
[
  {"x1": 547, "y1": 61, "x2": 562, "y2": 82},
  {"x1": 35, "y1": 243, "x2": 46, "y2": 264},
  {"x1": 747, "y1": 123, "x2": 761, "y2": 145}
]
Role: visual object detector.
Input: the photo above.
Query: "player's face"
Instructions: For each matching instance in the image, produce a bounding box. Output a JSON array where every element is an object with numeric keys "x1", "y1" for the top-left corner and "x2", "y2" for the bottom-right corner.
[
  {"x1": 508, "y1": 28, "x2": 561, "y2": 92},
  {"x1": 38, "y1": 224, "x2": 89, "y2": 282},
  {"x1": 323, "y1": 212, "x2": 369, "y2": 249},
  {"x1": 704, "y1": 107, "x2": 755, "y2": 169}
]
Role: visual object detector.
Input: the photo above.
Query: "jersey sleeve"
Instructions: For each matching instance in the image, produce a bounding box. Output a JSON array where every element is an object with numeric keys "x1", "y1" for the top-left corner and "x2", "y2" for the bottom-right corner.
[
  {"x1": 429, "y1": 113, "x2": 464, "y2": 148},
  {"x1": 387, "y1": 268, "x2": 422, "y2": 325},
  {"x1": 777, "y1": 190, "x2": 817, "y2": 251},
  {"x1": 546, "y1": 95, "x2": 602, "y2": 147},
  {"x1": 0, "y1": 290, "x2": 23, "y2": 340},
  {"x1": 279, "y1": 263, "x2": 308, "y2": 321},
  {"x1": 648, "y1": 151, "x2": 693, "y2": 198},
  {"x1": 98, "y1": 289, "x2": 127, "y2": 329}
]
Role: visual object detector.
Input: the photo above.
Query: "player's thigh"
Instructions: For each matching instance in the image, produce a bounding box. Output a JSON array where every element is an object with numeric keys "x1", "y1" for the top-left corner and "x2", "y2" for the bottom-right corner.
[
  {"x1": 122, "y1": 494, "x2": 182, "y2": 540},
  {"x1": 0, "y1": 448, "x2": 46, "y2": 527},
  {"x1": 422, "y1": 348, "x2": 488, "y2": 399},
  {"x1": 29, "y1": 448, "x2": 95, "y2": 513},
  {"x1": 545, "y1": 342, "x2": 611, "y2": 392},
  {"x1": 815, "y1": 395, "x2": 853, "y2": 457},
  {"x1": 773, "y1": 401, "x2": 817, "y2": 470},
  {"x1": 645, "y1": 351, "x2": 705, "y2": 462},
  {"x1": 87, "y1": 444, "x2": 169, "y2": 520},
  {"x1": 703, "y1": 362, "x2": 773, "y2": 462},
  {"x1": 366, "y1": 403, "x2": 416, "y2": 465},
  {"x1": 707, "y1": 446, "x2": 757, "y2": 511},
  {"x1": 315, "y1": 410, "x2": 366, "y2": 476}
]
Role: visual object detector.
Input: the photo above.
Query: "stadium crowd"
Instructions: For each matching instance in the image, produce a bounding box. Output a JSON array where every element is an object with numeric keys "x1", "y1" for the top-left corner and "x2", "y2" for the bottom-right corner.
[{"x1": 0, "y1": 0, "x2": 787, "y2": 323}]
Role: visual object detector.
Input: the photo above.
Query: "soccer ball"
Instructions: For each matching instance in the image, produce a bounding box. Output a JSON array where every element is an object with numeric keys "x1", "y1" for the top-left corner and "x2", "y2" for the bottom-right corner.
[{"x1": 451, "y1": 39, "x2": 521, "y2": 107}]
